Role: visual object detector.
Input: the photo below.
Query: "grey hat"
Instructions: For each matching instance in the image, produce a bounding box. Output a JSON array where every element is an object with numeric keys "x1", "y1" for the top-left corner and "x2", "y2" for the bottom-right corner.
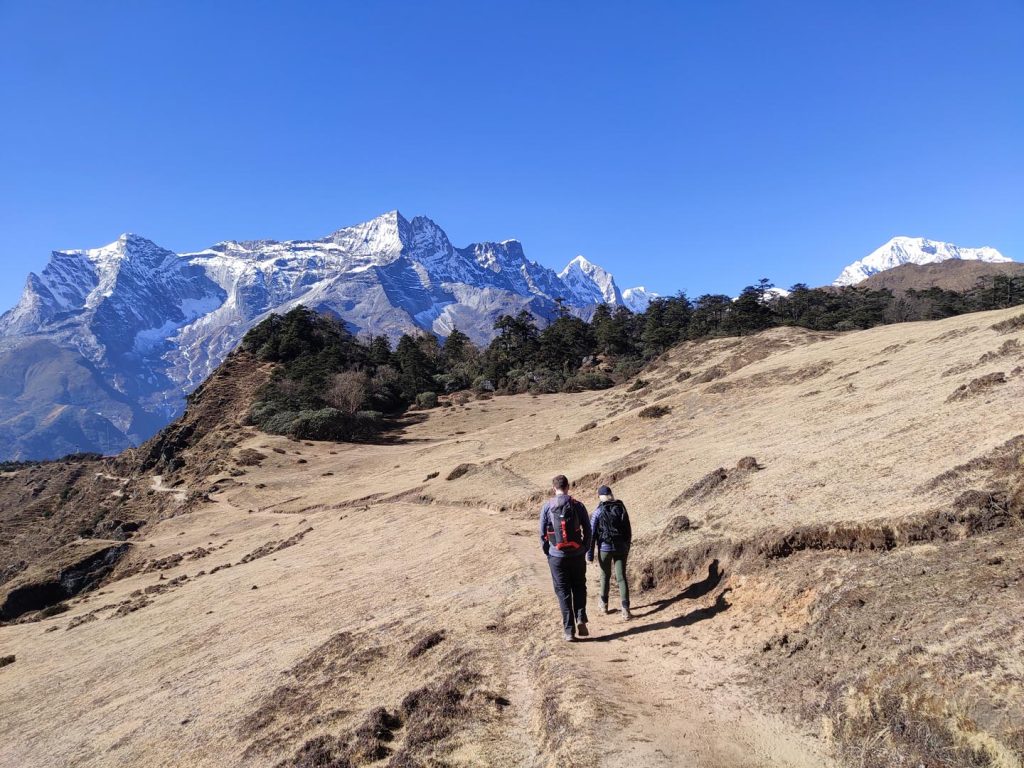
[{"x1": 598, "y1": 485, "x2": 612, "y2": 496}]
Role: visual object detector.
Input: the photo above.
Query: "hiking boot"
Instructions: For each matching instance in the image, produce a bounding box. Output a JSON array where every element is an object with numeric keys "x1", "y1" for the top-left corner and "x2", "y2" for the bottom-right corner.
[
  {"x1": 563, "y1": 630, "x2": 575, "y2": 642},
  {"x1": 576, "y1": 622, "x2": 589, "y2": 637},
  {"x1": 598, "y1": 599, "x2": 609, "y2": 614},
  {"x1": 621, "y1": 606, "x2": 633, "y2": 621}
]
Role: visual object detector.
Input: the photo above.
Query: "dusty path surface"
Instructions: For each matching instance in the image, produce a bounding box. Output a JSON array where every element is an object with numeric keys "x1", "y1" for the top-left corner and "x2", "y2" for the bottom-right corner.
[
  {"x1": 3, "y1": 306, "x2": 1024, "y2": 767},
  {"x1": 501, "y1": 526, "x2": 834, "y2": 768}
]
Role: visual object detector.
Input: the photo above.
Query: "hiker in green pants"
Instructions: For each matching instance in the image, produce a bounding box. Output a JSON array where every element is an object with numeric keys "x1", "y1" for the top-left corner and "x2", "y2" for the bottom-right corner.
[{"x1": 587, "y1": 485, "x2": 633, "y2": 620}]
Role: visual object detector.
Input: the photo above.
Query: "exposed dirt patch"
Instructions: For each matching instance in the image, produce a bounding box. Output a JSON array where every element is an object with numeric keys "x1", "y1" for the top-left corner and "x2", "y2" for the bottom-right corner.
[
  {"x1": 705, "y1": 361, "x2": 834, "y2": 394},
  {"x1": 239, "y1": 527, "x2": 314, "y2": 565},
  {"x1": 0, "y1": 543, "x2": 131, "y2": 622},
  {"x1": 671, "y1": 458, "x2": 763, "y2": 506},
  {"x1": 236, "y1": 449, "x2": 267, "y2": 467},
  {"x1": 693, "y1": 366, "x2": 727, "y2": 384}
]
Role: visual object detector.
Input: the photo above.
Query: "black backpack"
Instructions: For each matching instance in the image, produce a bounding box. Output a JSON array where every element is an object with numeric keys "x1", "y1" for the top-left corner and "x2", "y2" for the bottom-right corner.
[
  {"x1": 546, "y1": 497, "x2": 586, "y2": 553},
  {"x1": 598, "y1": 500, "x2": 629, "y2": 547}
]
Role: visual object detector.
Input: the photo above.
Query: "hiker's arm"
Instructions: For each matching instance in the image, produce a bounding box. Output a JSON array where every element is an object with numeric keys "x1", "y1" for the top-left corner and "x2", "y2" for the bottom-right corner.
[
  {"x1": 579, "y1": 503, "x2": 593, "y2": 557},
  {"x1": 538, "y1": 506, "x2": 549, "y2": 555},
  {"x1": 587, "y1": 508, "x2": 599, "y2": 562}
]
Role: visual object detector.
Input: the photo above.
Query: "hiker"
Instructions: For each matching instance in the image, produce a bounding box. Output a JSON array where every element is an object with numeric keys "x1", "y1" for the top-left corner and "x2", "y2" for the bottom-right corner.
[
  {"x1": 587, "y1": 485, "x2": 632, "y2": 620},
  {"x1": 540, "y1": 474, "x2": 592, "y2": 642}
]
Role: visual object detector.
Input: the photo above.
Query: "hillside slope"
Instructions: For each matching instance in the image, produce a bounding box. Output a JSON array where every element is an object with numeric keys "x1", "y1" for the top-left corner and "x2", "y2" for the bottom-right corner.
[
  {"x1": 858, "y1": 259, "x2": 1024, "y2": 294},
  {"x1": 1, "y1": 307, "x2": 1023, "y2": 767}
]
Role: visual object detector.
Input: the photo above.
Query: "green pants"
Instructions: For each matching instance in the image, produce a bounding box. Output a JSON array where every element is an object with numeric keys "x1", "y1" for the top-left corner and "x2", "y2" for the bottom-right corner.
[{"x1": 598, "y1": 549, "x2": 630, "y2": 608}]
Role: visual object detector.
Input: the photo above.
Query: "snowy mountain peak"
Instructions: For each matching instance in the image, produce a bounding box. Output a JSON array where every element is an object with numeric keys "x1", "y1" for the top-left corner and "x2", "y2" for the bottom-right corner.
[
  {"x1": 0, "y1": 212, "x2": 645, "y2": 460},
  {"x1": 324, "y1": 209, "x2": 410, "y2": 259},
  {"x1": 834, "y1": 236, "x2": 1012, "y2": 286},
  {"x1": 621, "y1": 286, "x2": 658, "y2": 313},
  {"x1": 558, "y1": 254, "x2": 623, "y2": 305}
]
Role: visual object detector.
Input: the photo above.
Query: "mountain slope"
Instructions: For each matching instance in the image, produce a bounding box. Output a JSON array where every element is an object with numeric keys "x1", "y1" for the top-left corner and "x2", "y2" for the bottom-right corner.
[
  {"x1": 1, "y1": 306, "x2": 1022, "y2": 767},
  {"x1": 0, "y1": 212, "x2": 633, "y2": 460},
  {"x1": 858, "y1": 258, "x2": 1024, "y2": 294},
  {"x1": 833, "y1": 236, "x2": 1012, "y2": 286}
]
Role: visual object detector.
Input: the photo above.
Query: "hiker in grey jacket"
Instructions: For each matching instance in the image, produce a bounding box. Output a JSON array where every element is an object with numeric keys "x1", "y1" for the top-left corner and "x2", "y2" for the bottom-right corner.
[
  {"x1": 587, "y1": 485, "x2": 632, "y2": 620},
  {"x1": 539, "y1": 474, "x2": 592, "y2": 642}
]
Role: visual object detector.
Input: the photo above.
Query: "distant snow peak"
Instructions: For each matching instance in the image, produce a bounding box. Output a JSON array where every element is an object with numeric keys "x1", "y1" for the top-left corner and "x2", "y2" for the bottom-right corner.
[
  {"x1": 834, "y1": 236, "x2": 1012, "y2": 286},
  {"x1": 621, "y1": 286, "x2": 658, "y2": 312}
]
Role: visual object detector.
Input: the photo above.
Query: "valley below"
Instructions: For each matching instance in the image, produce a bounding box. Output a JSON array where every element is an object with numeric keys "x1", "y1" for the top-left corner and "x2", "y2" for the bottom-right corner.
[{"x1": 2, "y1": 306, "x2": 1024, "y2": 768}]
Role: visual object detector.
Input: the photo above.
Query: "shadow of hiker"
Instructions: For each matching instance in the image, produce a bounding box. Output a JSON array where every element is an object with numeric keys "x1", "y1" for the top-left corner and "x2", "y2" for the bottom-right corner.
[
  {"x1": 631, "y1": 560, "x2": 724, "y2": 619},
  {"x1": 583, "y1": 588, "x2": 732, "y2": 643}
]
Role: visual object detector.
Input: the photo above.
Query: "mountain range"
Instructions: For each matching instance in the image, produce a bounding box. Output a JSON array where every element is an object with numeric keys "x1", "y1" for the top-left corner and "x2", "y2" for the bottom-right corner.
[
  {"x1": 0, "y1": 218, "x2": 1015, "y2": 461},
  {"x1": 832, "y1": 236, "x2": 1011, "y2": 286},
  {"x1": 0, "y1": 212, "x2": 651, "y2": 460}
]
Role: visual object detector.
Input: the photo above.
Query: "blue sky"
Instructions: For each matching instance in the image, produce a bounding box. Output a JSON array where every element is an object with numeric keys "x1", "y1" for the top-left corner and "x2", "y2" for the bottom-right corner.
[{"x1": 1, "y1": 1, "x2": 1021, "y2": 311}]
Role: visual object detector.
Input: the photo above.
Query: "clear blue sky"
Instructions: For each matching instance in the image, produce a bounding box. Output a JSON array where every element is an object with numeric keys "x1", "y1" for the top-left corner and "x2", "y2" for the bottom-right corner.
[{"x1": 1, "y1": 1, "x2": 1022, "y2": 311}]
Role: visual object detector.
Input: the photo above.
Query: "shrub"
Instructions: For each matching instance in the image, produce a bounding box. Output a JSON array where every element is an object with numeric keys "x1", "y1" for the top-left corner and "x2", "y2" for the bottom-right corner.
[
  {"x1": 352, "y1": 411, "x2": 383, "y2": 438},
  {"x1": 472, "y1": 376, "x2": 495, "y2": 393},
  {"x1": 639, "y1": 405, "x2": 671, "y2": 419},
  {"x1": 565, "y1": 372, "x2": 614, "y2": 391},
  {"x1": 627, "y1": 378, "x2": 649, "y2": 392},
  {"x1": 416, "y1": 391, "x2": 438, "y2": 409},
  {"x1": 290, "y1": 408, "x2": 350, "y2": 441},
  {"x1": 260, "y1": 411, "x2": 300, "y2": 435}
]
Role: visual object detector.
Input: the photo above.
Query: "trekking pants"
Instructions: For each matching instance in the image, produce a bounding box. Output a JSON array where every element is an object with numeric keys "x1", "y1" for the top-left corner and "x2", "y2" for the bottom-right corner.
[
  {"x1": 598, "y1": 549, "x2": 630, "y2": 608},
  {"x1": 547, "y1": 555, "x2": 589, "y2": 635}
]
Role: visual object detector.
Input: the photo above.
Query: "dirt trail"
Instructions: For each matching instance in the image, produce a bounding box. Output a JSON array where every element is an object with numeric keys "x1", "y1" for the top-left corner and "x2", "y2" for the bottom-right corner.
[{"x1": 501, "y1": 519, "x2": 834, "y2": 768}]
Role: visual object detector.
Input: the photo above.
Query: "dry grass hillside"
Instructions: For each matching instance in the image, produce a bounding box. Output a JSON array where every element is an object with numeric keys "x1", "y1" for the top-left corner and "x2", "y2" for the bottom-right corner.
[
  {"x1": 2, "y1": 307, "x2": 1023, "y2": 768},
  {"x1": 858, "y1": 259, "x2": 1024, "y2": 294}
]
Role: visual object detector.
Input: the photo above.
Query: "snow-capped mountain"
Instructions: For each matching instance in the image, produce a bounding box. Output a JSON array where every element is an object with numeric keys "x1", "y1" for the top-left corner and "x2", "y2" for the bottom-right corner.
[
  {"x1": 559, "y1": 256, "x2": 623, "y2": 306},
  {"x1": 0, "y1": 211, "x2": 642, "y2": 460},
  {"x1": 833, "y1": 237, "x2": 1011, "y2": 286},
  {"x1": 621, "y1": 286, "x2": 658, "y2": 312}
]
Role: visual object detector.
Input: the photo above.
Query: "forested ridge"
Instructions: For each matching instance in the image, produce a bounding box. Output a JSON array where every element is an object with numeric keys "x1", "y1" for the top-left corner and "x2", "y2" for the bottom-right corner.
[{"x1": 242, "y1": 273, "x2": 1024, "y2": 442}]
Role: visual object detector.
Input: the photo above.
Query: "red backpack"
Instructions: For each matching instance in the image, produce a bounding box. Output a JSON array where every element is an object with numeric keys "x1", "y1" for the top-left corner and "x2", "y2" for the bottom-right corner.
[{"x1": 546, "y1": 497, "x2": 585, "y2": 552}]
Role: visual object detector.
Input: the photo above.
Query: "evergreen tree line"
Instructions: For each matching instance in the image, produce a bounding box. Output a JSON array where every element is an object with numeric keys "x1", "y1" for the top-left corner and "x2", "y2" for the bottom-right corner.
[{"x1": 242, "y1": 273, "x2": 1024, "y2": 441}]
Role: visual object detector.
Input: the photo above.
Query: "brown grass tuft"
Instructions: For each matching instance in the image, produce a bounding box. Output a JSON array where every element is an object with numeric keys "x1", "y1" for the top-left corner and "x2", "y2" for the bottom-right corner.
[
  {"x1": 407, "y1": 630, "x2": 445, "y2": 659},
  {"x1": 946, "y1": 372, "x2": 1008, "y2": 403},
  {"x1": 445, "y1": 464, "x2": 476, "y2": 481},
  {"x1": 638, "y1": 405, "x2": 671, "y2": 419},
  {"x1": 991, "y1": 312, "x2": 1024, "y2": 334}
]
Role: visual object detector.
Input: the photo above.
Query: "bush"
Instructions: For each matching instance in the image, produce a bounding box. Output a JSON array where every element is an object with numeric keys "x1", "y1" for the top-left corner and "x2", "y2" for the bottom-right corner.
[
  {"x1": 472, "y1": 376, "x2": 495, "y2": 393},
  {"x1": 260, "y1": 411, "x2": 300, "y2": 435},
  {"x1": 627, "y1": 378, "x2": 649, "y2": 392},
  {"x1": 434, "y1": 373, "x2": 470, "y2": 394},
  {"x1": 565, "y1": 372, "x2": 614, "y2": 391},
  {"x1": 416, "y1": 391, "x2": 439, "y2": 409},
  {"x1": 290, "y1": 408, "x2": 350, "y2": 441},
  {"x1": 639, "y1": 405, "x2": 671, "y2": 419},
  {"x1": 352, "y1": 410, "x2": 383, "y2": 438}
]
